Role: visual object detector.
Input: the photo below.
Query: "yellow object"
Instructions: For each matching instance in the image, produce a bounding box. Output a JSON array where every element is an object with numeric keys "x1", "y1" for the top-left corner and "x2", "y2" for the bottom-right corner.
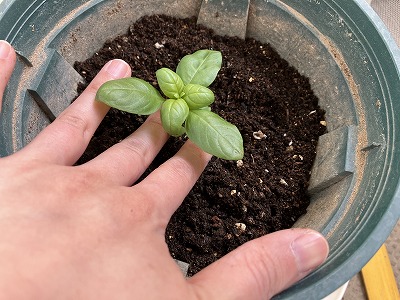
[{"x1": 361, "y1": 244, "x2": 400, "y2": 300}]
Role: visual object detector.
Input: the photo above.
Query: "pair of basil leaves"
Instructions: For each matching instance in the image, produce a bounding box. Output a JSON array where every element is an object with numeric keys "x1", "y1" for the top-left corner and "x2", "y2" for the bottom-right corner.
[{"x1": 96, "y1": 50, "x2": 243, "y2": 160}]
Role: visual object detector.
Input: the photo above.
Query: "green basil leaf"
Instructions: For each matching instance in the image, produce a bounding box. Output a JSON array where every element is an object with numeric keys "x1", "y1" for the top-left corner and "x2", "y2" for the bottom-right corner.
[
  {"x1": 156, "y1": 68, "x2": 184, "y2": 99},
  {"x1": 161, "y1": 98, "x2": 189, "y2": 136},
  {"x1": 182, "y1": 84, "x2": 215, "y2": 109},
  {"x1": 185, "y1": 110, "x2": 244, "y2": 160},
  {"x1": 96, "y1": 77, "x2": 164, "y2": 115},
  {"x1": 176, "y1": 50, "x2": 222, "y2": 87}
]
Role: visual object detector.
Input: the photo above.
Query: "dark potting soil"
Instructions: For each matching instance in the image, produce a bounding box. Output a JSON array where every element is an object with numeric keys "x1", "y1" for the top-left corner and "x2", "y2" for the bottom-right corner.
[{"x1": 74, "y1": 14, "x2": 326, "y2": 275}]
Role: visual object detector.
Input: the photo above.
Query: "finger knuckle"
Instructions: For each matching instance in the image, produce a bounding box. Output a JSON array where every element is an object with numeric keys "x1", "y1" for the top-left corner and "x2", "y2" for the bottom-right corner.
[
  {"x1": 167, "y1": 156, "x2": 194, "y2": 185},
  {"x1": 119, "y1": 136, "x2": 149, "y2": 160},
  {"x1": 57, "y1": 112, "x2": 89, "y2": 138}
]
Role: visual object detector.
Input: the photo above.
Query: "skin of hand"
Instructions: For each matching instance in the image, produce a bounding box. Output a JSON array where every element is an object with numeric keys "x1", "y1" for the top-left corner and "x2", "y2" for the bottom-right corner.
[{"x1": 0, "y1": 40, "x2": 329, "y2": 300}]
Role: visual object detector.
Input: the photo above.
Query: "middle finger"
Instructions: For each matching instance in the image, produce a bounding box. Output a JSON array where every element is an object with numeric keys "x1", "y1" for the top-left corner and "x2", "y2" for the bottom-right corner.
[{"x1": 81, "y1": 112, "x2": 169, "y2": 186}]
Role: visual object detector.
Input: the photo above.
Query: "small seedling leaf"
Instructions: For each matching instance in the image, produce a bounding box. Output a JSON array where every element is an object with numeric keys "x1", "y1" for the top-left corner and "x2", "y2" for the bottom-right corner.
[
  {"x1": 161, "y1": 98, "x2": 189, "y2": 136},
  {"x1": 183, "y1": 84, "x2": 215, "y2": 109},
  {"x1": 156, "y1": 68, "x2": 184, "y2": 99},
  {"x1": 176, "y1": 50, "x2": 222, "y2": 87},
  {"x1": 96, "y1": 78, "x2": 164, "y2": 115},
  {"x1": 185, "y1": 110, "x2": 244, "y2": 160}
]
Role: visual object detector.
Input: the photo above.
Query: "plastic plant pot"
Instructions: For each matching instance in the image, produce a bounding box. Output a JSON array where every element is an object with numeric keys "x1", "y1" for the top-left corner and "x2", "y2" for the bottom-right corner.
[{"x1": 0, "y1": 0, "x2": 399, "y2": 299}]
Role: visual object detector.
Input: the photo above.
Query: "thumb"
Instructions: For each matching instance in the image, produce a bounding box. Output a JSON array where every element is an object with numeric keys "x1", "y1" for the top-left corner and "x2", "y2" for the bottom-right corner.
[
  {"x1": 0, "y1": 40, "x2": 17, "y2": 113},
  {"x1": 188, "y1": 228, "x2": 329, "y2": 300}
]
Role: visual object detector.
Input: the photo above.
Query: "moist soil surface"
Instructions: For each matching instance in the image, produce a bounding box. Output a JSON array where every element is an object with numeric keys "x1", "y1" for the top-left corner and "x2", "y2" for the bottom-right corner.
[{"x1": 74, "y1": 14, "x2": 326, "y2": 275}]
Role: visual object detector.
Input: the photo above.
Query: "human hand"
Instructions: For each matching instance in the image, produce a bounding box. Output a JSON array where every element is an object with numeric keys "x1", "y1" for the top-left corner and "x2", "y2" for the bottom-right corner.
[{"x1": 0, "y1": 40, "x2": 329, "y2": 300}]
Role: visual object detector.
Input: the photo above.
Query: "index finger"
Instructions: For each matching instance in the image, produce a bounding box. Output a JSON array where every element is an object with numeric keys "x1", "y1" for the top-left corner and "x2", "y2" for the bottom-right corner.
[{"x1": 19, "y1": 59, "x2": 131, "y2": 165}]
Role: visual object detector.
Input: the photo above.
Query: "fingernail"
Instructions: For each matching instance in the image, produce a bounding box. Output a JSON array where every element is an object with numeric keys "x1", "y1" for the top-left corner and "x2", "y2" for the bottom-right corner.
[
  {"x1": 0, "y1": 40, "x2": 12, "y2": 59},
  {"x1": 291, "y1": 231, "x2": 329, "y2": 273},
  {"x1": 104, "y1": 59, "x2": 129, "y2": 77}
]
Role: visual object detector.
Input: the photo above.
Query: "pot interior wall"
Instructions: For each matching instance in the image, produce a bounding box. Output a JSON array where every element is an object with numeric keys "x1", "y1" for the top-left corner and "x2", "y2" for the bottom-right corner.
[{"x1": 1, "y1": 0, "x2": 399, "y2": 299}]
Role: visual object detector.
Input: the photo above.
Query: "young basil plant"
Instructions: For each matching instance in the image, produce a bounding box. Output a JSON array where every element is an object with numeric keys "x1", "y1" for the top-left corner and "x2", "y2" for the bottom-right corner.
[{"x1": 96, "y1": 49, "x2": 244, "y2": 160}]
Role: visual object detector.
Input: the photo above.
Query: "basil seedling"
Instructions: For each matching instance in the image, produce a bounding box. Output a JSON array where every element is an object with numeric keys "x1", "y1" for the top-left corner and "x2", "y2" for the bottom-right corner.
[{"x1": 96, "y1": 49, "x2": 244, "y2": 160}]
